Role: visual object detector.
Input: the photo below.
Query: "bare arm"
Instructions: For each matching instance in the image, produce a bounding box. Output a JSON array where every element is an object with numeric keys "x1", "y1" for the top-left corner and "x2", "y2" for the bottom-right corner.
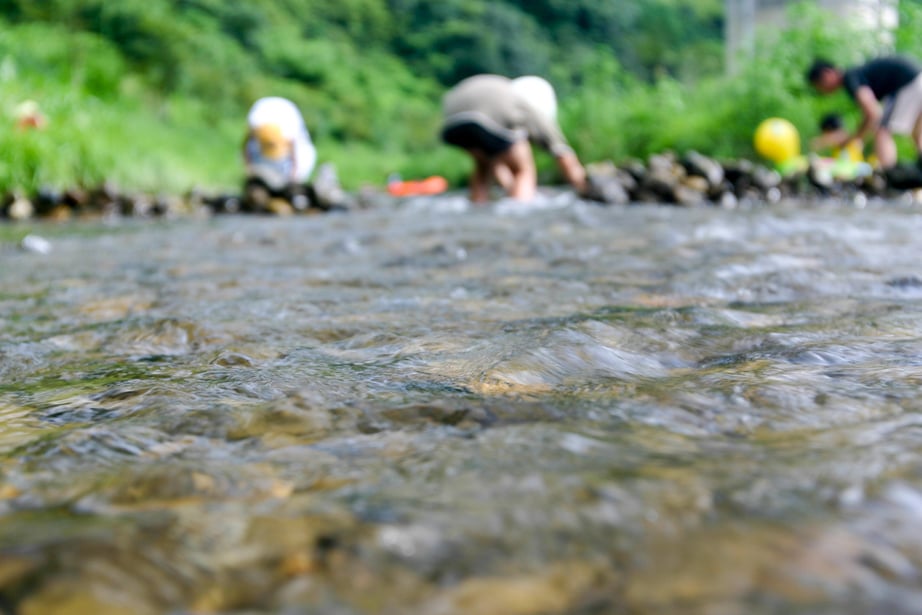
[
  {"x1": 851, "y1": 85, "x2": 882, "y2": 144},
  {"x1": 811, "y1": 128, "x2": 849, "y2": 152},
  {"x1": 556, "y1": 151, "x2": 587, "y2": 194}
]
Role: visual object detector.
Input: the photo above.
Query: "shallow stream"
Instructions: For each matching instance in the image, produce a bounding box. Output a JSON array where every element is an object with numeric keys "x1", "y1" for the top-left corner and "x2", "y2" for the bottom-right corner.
[{"x1": 2, "y1": 194, "x2": 922, "y2": 614}]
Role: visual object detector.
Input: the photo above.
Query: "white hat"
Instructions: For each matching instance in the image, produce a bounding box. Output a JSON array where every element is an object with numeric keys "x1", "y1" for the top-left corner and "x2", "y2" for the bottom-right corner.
[{"x1": 511, "y1": 76, "x2": 558, "y2": 121}]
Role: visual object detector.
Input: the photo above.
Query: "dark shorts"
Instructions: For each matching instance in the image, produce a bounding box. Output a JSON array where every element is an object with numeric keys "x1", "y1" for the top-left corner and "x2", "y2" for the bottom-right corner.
[{"x1": 441, "y1": 120, "x2": 515, "y2": 157}]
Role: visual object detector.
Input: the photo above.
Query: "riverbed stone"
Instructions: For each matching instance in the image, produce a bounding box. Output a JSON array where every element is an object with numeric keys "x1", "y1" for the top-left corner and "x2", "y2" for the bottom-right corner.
[
  {"x1": 243, "y1": 179, "x2": 272, "y2": 212},
  {"x1": 642, "y1": 153, "x2": 687, "y2": 203},
  {"x1": 584, "y1": 161, "x2": 631, "y2": 204},
  {"x1": 19, "y1": 578, "x2": 159, "y2": 615},
  {"x1": 674, "y1": 182, "x2": 708, "y2": 206},
  {"x1": 421, "y1": 561, "x2": 611, "y2": 615},
  {"x1": 311, "y1": 163, "x2": 352, "y2": 211},
  {"x1": 6, "y1": 150, "x2": 922, "y2": 223},
  {"x1": 682, "y1": 150, "x2": 724, "y2": 189},
  {"x1": 32, "y1": 186, "x2": 62, "y2": 216},
  {"x1": 267, "y1": 198, "x2": 295, "y2": 216},
  {"x1": 681, "y1": 174, "x2": 710, "y2": 195},
  {"x1": 4, "y1": 193, "x2": 34, "y2": 220}
]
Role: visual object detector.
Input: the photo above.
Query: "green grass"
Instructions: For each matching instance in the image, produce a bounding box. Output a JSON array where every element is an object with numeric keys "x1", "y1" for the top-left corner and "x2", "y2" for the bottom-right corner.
[{"x1": 1, "y1": 2, "x2": 921, "y2": 197}]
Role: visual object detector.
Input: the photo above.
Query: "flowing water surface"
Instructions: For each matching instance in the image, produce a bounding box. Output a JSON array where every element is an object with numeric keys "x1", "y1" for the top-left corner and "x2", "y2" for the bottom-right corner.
[{"x1": 2, "y1": 195, "x2": 922, "y2": 614}]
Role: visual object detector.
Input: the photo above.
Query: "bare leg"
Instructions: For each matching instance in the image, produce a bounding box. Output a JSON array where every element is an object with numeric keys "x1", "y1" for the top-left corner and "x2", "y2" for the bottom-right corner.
[
  {"x1": 495, "y1": 140, "x2": 537, "y2": 201},
  {"x1": 493, "y1": 163, "x2": 515, "y2": 192},
  {"x1": 875, "y1": 128, "x2": 898, "y2": 168},
  {"x1": 467, "y1": 141, "x2": 538, "y2": 202},
  {"x1": 468, "y1": 150, "x2": 493, "y2": 204}
]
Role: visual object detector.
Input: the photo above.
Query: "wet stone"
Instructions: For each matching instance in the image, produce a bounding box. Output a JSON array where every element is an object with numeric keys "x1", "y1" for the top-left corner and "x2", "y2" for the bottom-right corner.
[
  {"x1": 1, "y1": 153, "x2": 921, "y2": 223},
  {"x1": 682, "y1": 150, "x2": 725, "y2": 189}
]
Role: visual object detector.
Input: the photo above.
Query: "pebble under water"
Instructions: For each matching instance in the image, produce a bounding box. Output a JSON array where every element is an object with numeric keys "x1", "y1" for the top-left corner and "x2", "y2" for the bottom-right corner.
[{"x1": 2, "y1": 193, "x2": 922, "y2": 614}]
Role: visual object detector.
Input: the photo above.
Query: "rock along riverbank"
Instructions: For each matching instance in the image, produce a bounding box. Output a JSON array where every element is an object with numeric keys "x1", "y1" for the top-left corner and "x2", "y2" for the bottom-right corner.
[{"x1": 4, "y1": 152, "x2": 922, "y2": 223}]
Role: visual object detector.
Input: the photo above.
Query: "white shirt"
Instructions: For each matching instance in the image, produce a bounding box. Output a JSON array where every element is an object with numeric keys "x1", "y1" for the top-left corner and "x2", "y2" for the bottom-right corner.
[{"x1": 246, "y1": 97, "x2": 317, "y2": 184}]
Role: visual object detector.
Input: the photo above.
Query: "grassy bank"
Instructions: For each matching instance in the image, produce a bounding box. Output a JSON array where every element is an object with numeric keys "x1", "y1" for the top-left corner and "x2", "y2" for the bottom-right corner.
[{"x1": 1, "y1": 3, "x2": 921, "y2": 196}]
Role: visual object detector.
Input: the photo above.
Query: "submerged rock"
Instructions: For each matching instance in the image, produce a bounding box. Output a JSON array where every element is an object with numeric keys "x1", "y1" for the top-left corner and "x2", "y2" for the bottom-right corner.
[{"x1": 20, "y1": 234, "x2": 52, "y2": 255}]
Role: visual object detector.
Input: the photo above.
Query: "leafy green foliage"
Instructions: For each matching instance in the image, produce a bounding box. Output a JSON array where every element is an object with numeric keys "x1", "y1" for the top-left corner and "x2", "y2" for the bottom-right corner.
[
  {"x1": 896, "y1": 0, "x2": 922, "y2": 59},
  {"x1": 0, "y1": 1, "x2": 912, "y2": 194}
]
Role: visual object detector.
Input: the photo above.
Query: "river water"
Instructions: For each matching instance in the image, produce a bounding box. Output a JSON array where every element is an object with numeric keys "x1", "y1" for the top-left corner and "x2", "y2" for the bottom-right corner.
[{"x1": 2, "y1": 194, "x2": 922, "y2": 614}]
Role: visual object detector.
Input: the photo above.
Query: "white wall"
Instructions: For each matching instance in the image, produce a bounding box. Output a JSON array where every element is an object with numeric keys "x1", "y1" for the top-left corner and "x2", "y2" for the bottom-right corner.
[{"x1": 725, "y1": 0, "x2": 899, "y2": 72}]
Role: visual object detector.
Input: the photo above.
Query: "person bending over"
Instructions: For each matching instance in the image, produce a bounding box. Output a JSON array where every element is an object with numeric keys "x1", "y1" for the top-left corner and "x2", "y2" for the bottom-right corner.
[
  {"x1": 807, "y1": 56, "x2": 922, "y2": 169},
  {"x1": 242, "y1": 96, "x2": 317, "y2": 200},
  {"x1": 440, "y1": 74, "x2": 587, "y2": 203}
]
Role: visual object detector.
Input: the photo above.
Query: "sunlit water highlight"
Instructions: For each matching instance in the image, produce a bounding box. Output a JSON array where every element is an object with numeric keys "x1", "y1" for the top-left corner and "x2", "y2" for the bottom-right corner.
[{"x1": 2, "y1": 194, "x2": 922, "y2": 614}]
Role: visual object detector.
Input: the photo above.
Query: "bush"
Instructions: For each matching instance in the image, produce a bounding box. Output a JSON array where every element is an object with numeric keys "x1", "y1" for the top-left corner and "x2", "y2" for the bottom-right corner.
[{"x1": 0, "y1": 0, "x2": 915, "y2": 195}]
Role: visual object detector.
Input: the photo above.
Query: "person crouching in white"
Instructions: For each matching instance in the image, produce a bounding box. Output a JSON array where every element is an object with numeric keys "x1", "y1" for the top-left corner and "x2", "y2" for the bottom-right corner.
[{"x1": 242, "y1": 96, "x2": 317, "y2": 210}]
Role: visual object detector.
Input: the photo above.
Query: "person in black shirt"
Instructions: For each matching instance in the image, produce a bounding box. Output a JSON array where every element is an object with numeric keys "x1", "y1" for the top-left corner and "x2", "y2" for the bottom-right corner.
[{"x1": 807, "y1": 56, "x2": 922, "y2": 169}]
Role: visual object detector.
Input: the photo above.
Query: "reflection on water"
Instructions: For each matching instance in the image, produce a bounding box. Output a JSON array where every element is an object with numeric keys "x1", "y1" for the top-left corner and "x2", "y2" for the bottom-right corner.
[{"x1": 2, "y1": 195, "x2": 922, "y2": 613}]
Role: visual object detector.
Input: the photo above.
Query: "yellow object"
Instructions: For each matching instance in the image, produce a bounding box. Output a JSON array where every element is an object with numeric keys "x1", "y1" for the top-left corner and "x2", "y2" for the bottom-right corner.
[
  {"x1": 836, "y1": 140, "x2": 864, "y2": 163},
  {"x1": 253, "y1": 123, "x2": 290, "y2": 160},
  {"x1": 754, "y1": 118, "x2": 801, "y2": 164}
]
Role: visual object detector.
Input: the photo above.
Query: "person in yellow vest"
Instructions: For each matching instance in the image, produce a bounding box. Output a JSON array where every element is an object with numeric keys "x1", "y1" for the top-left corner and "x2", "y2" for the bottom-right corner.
[
  {"x1": 810, "y1": 113, "x2": 865, "y2": 162},
  {"x1": 809, "y1": 112, "x2": 874, "y2": 180}
]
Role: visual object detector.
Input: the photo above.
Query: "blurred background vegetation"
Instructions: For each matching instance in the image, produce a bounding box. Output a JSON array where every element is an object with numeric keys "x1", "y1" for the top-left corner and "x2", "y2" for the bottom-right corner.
[{"x1": 0, "y1": 0, "x2": 920, "y2": 193}]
